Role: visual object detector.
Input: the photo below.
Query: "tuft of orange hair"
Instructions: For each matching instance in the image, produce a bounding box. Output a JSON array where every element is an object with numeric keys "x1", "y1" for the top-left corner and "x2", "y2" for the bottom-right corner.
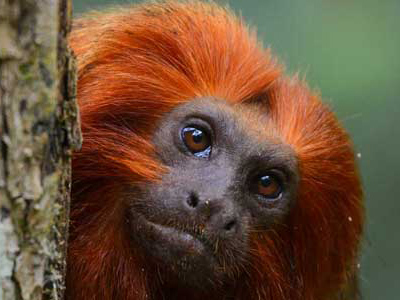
[{"x1": 68, "y1": 2, "x2": 363, "y2": 300}]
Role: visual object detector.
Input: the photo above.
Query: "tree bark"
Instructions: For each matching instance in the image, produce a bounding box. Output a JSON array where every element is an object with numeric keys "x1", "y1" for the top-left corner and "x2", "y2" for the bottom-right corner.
[{"x1": 0, "y1": 0, "x2": 81, "y2": 299}]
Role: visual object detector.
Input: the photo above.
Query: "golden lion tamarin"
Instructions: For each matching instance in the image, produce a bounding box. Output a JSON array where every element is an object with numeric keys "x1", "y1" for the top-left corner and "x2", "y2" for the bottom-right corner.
[{"x1": 67, "y1": 2, "x2": 363, "y2": 299}]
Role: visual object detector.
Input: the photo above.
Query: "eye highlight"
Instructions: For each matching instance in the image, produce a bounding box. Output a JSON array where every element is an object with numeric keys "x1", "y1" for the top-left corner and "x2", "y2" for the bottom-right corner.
[
  {"x1": 253, "y1": 173, "x2": 282, "y2": 199},
  {"x1": 181, "y1": 126, "x2": 211, "y2": 158}
]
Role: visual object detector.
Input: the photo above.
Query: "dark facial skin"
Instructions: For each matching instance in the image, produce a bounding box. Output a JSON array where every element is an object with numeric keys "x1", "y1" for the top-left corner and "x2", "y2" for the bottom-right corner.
[{"x1": 128, "y1": 98, "x2": 299, "y2": 289}]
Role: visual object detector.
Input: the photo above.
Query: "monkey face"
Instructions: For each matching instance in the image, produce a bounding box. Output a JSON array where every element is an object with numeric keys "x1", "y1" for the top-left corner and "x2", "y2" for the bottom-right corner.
[{"x1": 127, "y1": 98, "x2": 299, "y2": 288}]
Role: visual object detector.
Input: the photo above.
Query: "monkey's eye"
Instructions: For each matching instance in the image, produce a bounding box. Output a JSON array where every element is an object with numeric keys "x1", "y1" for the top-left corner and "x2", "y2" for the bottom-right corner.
[
  {"x1": 253, "y1": 173, "x2": 282, "y2": 199},
  {"x1": 181, "y1": 126, "x2": 211, "y2": 158}
]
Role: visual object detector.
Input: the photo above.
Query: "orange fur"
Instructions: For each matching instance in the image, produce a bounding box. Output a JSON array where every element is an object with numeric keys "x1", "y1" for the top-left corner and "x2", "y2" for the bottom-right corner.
[{"x1": 68, "y1": 1, "x2": 363, "y2": 300}]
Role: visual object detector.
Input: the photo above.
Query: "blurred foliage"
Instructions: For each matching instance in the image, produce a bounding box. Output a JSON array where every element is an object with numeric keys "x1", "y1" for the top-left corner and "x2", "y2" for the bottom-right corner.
[{"x1": 72, "y1": 0, "x2": 400, "y2": 299}]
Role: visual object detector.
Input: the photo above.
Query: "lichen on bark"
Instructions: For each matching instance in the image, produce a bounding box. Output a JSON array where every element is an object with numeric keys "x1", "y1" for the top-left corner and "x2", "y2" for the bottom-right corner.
[{"x1": 0, "y1": 1, "x2": 81, "y2": 299}]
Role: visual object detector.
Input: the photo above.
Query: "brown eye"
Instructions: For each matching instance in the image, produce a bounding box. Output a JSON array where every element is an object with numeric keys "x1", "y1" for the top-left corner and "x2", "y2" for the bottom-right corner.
[
  {"x1": 181, "y1": 126, "x2": 211, "y2": 158},
  {"x1": 256, "y1": 174, "x2": 282, "y2": 199}
]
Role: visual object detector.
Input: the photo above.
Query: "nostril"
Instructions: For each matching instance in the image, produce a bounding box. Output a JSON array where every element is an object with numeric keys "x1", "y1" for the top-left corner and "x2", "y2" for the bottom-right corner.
[
  {"x1": 186, "y1": 192, "x2": 199, "y2": 208},
  {"x1": 224, "y1": 219, "x2": 237, "y2": 232}
]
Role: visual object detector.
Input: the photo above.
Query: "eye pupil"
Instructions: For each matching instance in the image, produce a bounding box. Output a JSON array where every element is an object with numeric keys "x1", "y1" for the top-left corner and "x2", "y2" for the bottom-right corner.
[
  {"x1": 191, "y1": 130, "x2": 204, "y2": 143},
  {"x1": 260, "y1": 175, "x2": 272, "y2": 187}
]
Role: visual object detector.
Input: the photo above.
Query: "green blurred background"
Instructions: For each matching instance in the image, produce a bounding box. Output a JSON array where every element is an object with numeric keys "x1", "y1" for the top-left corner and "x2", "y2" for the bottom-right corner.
[{"x1": 72, "y1": 0, "x2": 400, "y2": 299}]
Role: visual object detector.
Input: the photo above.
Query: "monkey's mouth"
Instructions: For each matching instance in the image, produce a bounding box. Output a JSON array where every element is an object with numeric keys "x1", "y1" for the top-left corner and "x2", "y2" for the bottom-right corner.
[
  {"x1": 133, "y1": 215, "x2": 219, "y2": 275},
  {"x1": 146, "y1": 219, "x2": 208, "y2": 253},
  {"x1": 129, "y1": 212, "x2": 248, "y2": 287}
]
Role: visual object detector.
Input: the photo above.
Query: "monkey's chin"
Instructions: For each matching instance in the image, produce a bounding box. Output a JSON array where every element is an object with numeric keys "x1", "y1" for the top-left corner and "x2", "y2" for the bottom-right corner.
[{"x1": 132, "y1": 215, "x2": 229, "y2": 288}]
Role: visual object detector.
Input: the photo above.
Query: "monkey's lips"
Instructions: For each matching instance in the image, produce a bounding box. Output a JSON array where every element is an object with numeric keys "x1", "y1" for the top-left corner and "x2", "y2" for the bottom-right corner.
[
  {"x1": 134, "y1": 215, "x2": 219, "y2": 275},
  {"x1": 130, "y1": 213, "x2": 248, "y2": 287},
  {"x1": 141, "y1": 217, "x2": 209, "y2": 255},
  {"x1": 150, "y1": 221, "x2": 207, "y2": 251}
]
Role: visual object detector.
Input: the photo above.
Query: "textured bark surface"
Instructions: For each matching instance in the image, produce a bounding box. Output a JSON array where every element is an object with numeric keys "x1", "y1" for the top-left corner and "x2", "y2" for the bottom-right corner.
[{"x1": 0, "y1": 0, "x2": 81, "y2": 299}]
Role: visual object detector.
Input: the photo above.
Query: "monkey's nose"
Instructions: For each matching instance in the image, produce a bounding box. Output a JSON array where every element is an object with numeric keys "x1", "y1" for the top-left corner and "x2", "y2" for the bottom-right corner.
[
  {"x1": 186, "y1": 192, "x2": 200, "y2": 209},
  {"x1": 223, "y1": 219, "x2": 237, "y2": 232},
  {"x1": 184, "y1": 192, "x2": 239, "y2": 234}
]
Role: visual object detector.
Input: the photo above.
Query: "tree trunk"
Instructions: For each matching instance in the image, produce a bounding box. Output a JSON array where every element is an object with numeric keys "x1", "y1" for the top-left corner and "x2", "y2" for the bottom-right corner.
[{"x1": 0, "y1": 0, "x2": 81, "y2": 299}]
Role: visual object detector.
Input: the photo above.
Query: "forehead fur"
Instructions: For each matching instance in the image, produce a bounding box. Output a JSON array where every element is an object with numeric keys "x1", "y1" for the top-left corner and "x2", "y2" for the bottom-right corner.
[{"x1": 71, "y1": 1, "x2": 279, "y2": 116}]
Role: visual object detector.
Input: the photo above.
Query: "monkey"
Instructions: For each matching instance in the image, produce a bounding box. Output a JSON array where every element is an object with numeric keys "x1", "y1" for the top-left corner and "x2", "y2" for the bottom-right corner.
[{"x1": 67, "y1": 1, "x2": 363, "y2": 300}]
